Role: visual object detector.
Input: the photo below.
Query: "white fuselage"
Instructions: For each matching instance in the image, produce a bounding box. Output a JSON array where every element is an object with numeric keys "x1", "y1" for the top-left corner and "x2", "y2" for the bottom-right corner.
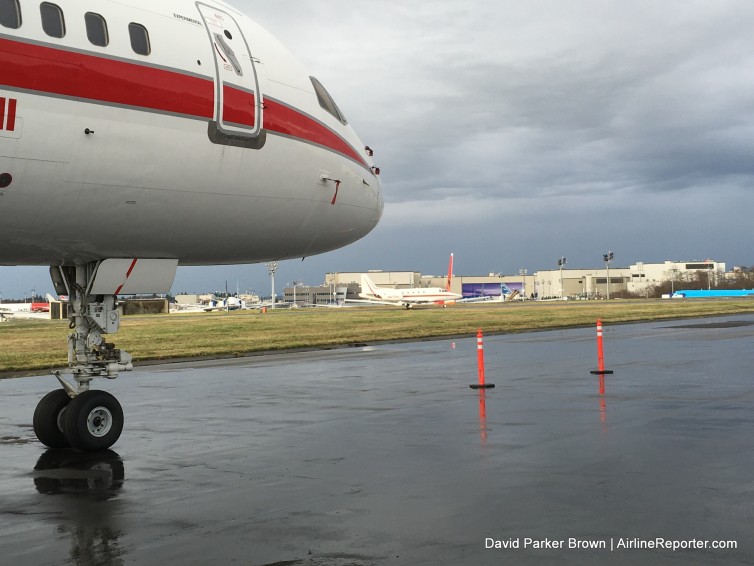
[
  {"x1": 359, "y1": 274, "x2": 462, "y2": 307},
  {"x1": 0, "y1": 0, "x2": 383, "y2": 266}
]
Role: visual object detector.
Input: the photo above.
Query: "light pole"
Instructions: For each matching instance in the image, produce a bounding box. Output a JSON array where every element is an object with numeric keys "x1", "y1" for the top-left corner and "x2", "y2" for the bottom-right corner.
[
  {"x1": 292, "y1": 281, "x2": 303, "y2": 307},
  {"x1": 707, "y1": 261, "x2": 712, "y2": 290},
  {"x1": 603, "y1": 251, "x2": 614, "y2": 299},
  {"x1": 669, "y1": 267, "x2": 678, "y2": 296},
  {"x1": 265, "y1": 262, "x2": 278, "y2": 309},
  {"x1": 518, "y1": 268, "x2": 527, "y2": 300},
  {"x1": 557, "y1": 257, "x2": 567, "y2": 299},
  {"x1": 326, "y1": 274, "x2": 333, "y2": 304}
]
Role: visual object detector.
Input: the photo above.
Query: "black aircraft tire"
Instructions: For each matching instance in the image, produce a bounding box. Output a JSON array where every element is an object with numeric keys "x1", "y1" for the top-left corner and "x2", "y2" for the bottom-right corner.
[
  {"x1": 33, "y1": 389, "x2": 72, "y2": 448},
  {"x1": 63, "y1": 390, "x2": 124, "y2": 452}
]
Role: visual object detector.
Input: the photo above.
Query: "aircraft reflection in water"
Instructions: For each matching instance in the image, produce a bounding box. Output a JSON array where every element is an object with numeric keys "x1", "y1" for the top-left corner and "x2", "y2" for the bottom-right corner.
[{"x1": 33, "y1": 450, "x2": 125, "y2": 565}]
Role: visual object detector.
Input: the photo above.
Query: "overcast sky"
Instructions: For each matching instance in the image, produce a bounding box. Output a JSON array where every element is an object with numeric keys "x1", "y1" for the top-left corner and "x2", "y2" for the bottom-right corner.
[{"x1": 3, "y1": 0, "x2": 754, "y2": 298}]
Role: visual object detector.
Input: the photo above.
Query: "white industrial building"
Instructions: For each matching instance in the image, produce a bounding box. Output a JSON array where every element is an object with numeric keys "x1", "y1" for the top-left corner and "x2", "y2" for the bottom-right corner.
[
  {"x1": 282, "y1": 260, "x2": 728, "y2": 305},
  {"x1": 534, "y1": 260, "x2": 725, "y2": 299}
]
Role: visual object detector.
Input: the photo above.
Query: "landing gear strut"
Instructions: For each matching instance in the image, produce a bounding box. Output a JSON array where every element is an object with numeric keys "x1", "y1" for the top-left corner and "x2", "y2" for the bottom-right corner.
[{"x1": 33, "y1": 263, "x2": 132, "y2": 451}]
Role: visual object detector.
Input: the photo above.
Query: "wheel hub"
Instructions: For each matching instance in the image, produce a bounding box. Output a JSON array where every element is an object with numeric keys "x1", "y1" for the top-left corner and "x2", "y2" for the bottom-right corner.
[{"x1": 87, "y1": 406, "x2": 113, "y2": 437}]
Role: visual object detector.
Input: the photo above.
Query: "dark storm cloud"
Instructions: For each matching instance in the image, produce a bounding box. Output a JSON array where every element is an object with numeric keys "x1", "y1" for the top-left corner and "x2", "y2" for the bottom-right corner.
[
  {"x1": 393, "y1": 3, "x2": 754, "y2": 206},
  {"x1": 245, "y1": 0, "x2": 754, "y2": 223}
]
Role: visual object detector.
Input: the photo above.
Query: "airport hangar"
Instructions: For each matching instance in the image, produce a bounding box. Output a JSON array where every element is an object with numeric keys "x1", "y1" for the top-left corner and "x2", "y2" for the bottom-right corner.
[{"x1": 282, "y1": 260, "x2": 727, "y2": 305}]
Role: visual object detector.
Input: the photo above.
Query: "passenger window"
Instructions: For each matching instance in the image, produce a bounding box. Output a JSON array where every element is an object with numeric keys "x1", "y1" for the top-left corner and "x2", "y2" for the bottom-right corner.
[
  {"x1": 310, "y1": 77, "x2": 347, "y2": 124},
  {"x1": 85, "y1": 12, "x2": 108, "y2": 47},
  {"x1": 40, "y1": 2, "x2": 65, "y2": 38},
  {"x1": 0, "y1": 0, "x2": 22, "y2": 29},
  {"x1": 128, "y1": 22, "x2": 150, "y2": 56}
]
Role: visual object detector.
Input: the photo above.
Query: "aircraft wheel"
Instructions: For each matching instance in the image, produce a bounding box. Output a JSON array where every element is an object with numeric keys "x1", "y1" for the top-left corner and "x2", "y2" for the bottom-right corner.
[
  {"x1": 33, "y1": 389, "x2": 72, "y2": 448},
  {"x1": 63, "y1": 390, "x2": 123, "y2": 452}
]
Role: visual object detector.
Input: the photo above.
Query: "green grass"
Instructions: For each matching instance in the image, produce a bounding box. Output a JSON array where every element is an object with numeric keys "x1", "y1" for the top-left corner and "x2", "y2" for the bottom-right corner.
[{"x1": 1, "y1": 299, "x2": 754, "y2": 374}]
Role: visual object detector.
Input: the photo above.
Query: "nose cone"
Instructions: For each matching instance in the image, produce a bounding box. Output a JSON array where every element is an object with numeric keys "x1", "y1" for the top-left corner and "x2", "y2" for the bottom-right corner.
[
  {"x1": 352, "y1": 135, "x2": 384, "y2": 236},
  {"x1": 373, "y1": 175, "x2": 385, "y2": 224},
  {"x1": 337, "y1": 125, "x2": 384, "y2": 244},
  {"x1": 352, "y1": 171, "x2": 383, "y2": 243}
]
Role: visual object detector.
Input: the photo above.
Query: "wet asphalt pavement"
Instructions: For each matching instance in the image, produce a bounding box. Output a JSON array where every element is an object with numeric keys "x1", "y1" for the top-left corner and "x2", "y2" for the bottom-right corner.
[{"x1": 1, "y1": 315, "x2": 754, "y2": 565}]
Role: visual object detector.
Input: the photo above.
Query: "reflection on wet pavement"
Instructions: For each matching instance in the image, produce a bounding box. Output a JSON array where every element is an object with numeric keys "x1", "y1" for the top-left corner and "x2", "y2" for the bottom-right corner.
[
  {"x1": 1, "y1": 315, "x2": 753, "y2": 565},
  {"x1": 31, "y1": 449, "x2": 125, "y2": 565}
]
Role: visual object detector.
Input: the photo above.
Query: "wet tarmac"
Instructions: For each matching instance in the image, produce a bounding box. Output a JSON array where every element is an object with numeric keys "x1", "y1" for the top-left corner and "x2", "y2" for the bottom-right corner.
[{"x1": 1, "y1": 315, "x2": 754, "y2": 565}]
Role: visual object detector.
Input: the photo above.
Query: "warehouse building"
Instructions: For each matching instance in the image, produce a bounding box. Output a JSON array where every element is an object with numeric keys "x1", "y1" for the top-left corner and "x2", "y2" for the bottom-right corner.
[
  {"x1": 282, "y1": 260, "x2": 727, "y2": 305},
  {"x1": 534, "y1": 260, "x2": 725, "y2": 299}
]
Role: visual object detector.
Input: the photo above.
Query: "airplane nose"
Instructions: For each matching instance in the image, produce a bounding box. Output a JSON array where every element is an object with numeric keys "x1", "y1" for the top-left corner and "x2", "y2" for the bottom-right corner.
[
  {"x1": 355, "y1": 174, "x2": 383, "y2": 240},
  {"x1": 375, "y1": 178, "x2": 385, "y2": 219},
  {"x1": 367, "y1": 178, "x2": 383, "y2": 232}
]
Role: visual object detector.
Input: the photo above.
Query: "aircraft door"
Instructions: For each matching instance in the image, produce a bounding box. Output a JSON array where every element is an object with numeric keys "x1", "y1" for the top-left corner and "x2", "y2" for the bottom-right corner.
[{"x1": 197, "y1": 4, "x2": 262, "y2": 138}]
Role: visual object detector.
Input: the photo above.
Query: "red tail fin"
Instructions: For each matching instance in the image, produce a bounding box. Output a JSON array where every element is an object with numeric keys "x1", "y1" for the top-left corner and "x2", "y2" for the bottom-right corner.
[{"x1": 447, "y1": 253, "x2": 454, "y2": 291}]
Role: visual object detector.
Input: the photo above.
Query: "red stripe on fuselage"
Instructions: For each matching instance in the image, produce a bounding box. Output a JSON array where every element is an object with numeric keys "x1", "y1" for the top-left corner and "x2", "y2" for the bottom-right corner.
[
  {"x1": 222, "y1": 84, "x2": 256, "y2": 127},
  {"x1": 0, "y1": 37, "x2": 214, "y2": 119},
  {"x1": 264, "y1": 98, "x2": 366, "y2": 166},
  {"x1": 6, "y1": 97, "x2": 16, "y2": 131},
  {"x1": 0, "y1": 37, "x2": 367, "y2": 167},
  {"x1": 0, "y1": 97, "x2": 5, "y2": 129}
]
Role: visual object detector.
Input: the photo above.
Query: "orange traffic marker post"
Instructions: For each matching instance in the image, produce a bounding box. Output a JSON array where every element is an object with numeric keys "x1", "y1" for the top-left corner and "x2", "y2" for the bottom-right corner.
[
  {"x1": 470, "y1": 328, "x2": 495, "y2": 389},
  {"x1": 590, "y1": 319, "x2": 614, "y2": 375}
]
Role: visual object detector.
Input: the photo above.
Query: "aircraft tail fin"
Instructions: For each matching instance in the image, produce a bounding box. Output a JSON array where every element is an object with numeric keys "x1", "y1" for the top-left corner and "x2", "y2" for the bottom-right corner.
[
  {"x1": 446, "y1": 253, "x2": 454, "y2": 292},
  {"x1": 360, "y1": 274, "x2": 381, "y2": 298}
]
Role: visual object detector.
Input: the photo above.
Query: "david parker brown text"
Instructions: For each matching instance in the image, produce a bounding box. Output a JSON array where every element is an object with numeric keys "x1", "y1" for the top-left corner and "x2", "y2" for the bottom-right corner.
[
  {"x1": 485, "y1": 537, "x2": 738, "y2": 551},
  {"x1": 486, "y1": 538, "x2": 605, "y2": 550}
]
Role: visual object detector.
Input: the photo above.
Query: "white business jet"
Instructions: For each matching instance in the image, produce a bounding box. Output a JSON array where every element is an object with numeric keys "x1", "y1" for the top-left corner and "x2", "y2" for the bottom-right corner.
[
  {"x1": 358, "y1": 273, "x2": 462, "y2": 309},
  {"x1": 0, "y1": 0, "x2": 383, "y2": 451}
]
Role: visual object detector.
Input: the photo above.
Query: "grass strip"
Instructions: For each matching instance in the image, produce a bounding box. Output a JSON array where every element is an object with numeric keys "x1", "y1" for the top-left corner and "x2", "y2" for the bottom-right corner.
[{"x1": 1, "y1": 299, "x2": 753, "y2": 375}]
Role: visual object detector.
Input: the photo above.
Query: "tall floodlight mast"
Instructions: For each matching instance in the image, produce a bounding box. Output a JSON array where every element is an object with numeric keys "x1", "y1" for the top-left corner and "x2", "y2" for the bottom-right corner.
[
  {"x1": 557, "y1": 257, "x2": 567, "y2": 299},
  {"x1": 266, "y1": 262, "x2": 278, "y2": 309},
  {"x1": 603, "y1": 251, "x2": 614, "y2": 299}
]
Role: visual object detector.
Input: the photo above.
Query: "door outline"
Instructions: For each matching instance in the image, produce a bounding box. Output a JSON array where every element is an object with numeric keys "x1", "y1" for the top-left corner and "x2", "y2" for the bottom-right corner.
[{"x1": 196, "y1": 2, "x2": 263, "y2": 139}]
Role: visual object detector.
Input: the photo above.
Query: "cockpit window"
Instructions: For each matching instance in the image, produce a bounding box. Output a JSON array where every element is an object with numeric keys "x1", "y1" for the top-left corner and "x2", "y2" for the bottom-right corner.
[
  {"x1": 40, "y1": 2, "x2": 65, "y2": 38},
  {"x1": 0, "y1": 0, "x2": 22, "y2": 29},
  {"x1": 310, "y1": 76, "x2": 347, "y2": 125}
]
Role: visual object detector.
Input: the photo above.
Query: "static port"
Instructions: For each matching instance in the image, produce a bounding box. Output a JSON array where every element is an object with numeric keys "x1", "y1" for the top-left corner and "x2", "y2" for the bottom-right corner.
[{"x1": 0, "y1": 173, "x2": 12, "y2": 188}]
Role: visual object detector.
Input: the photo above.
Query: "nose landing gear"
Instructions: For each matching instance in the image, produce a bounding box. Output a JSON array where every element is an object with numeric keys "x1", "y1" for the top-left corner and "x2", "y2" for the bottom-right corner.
[
  {"x1": 32, "y1": 259, "x2": 177, "y2": 451},
  {"x1": 33, "y1": 263, "x2": 131, "y2": 451}
]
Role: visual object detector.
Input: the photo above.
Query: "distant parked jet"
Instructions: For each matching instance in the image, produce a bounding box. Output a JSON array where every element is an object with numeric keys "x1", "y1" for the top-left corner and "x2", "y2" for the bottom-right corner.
[{"x1": 358, "y1": 273, "x2": 462, "y2": 309}]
